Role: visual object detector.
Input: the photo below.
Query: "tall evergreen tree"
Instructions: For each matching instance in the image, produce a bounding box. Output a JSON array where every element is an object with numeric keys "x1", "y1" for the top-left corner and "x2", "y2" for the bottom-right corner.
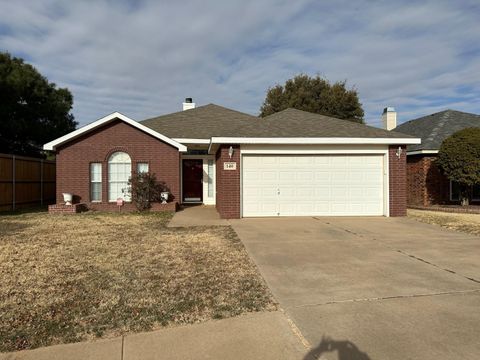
[{"x1": 0, "y1": 52, "x2": 77, "y2": 157}]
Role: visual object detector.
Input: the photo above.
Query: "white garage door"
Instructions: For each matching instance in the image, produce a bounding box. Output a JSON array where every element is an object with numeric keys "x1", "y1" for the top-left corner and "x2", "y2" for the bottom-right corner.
[{"x1": 242, "y1": 155, "x2": 385, "y2": 217}]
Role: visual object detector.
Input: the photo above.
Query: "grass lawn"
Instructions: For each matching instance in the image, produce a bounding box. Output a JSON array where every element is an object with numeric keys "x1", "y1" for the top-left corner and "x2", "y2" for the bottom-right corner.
[
  {"x1": 0, "y1": 211, "x2": 275, "y2": 352},
  {"x1": 408, "y1": 209, "x2": 480, "y2": 236}
]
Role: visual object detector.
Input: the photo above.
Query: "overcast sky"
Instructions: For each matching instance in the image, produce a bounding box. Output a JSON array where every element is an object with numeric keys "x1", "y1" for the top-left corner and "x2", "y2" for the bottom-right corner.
[{"x1": 1, "y1": 0, "x2": 479, "y2": 127}]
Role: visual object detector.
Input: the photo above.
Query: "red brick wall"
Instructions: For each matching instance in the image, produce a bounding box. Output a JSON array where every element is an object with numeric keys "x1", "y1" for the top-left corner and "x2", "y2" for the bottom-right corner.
[
  {"x1": 55, "y1": 120, "x2": 180, "y2": 210},
  {"x1": 406, "y1": 155, "x2": 475, "y2": 206},
  {"x1": 406, "y1": 155, "x2": 427, "y2": 206},
  {"x1": 215, "y1": 145, "x2": 240, "y2": 219},
  {"x1": 389, "y1": 145, "x2": 407, "y2": 216}
]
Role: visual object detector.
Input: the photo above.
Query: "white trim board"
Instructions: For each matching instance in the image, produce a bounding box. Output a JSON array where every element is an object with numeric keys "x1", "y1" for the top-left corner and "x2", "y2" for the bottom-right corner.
[
  {"x1": 211, "y1": 137, "x2": 421, "y2": 145},
  {"x1": 173, "y1": 138, "x2": 211, "y2": 144},
  {"x1": 43, "y1": 112, "x2": 187, "y2": 152},
  {"x1": 406, "y1": 150, "x2": 439, "y2": 155}
]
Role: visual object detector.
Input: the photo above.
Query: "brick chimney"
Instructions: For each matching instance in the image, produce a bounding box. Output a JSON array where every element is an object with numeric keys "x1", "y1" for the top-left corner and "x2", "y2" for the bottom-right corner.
[
  {"x1": 183, "y1": 97, "x2": 195, "y2": 111},
  {"x1": 382, "y1": 107, "x2": 397, "y2": 130}
]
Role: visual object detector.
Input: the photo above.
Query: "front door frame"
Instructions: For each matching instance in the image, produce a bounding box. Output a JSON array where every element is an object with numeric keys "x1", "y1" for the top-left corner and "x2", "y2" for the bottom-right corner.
[{"x1": 180, "y1": 155, "x2": 216, "y2": 205}]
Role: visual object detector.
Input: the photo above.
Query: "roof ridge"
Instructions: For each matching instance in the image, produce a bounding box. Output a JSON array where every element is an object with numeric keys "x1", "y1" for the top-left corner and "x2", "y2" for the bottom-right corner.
[{"x1": 141, "y1": 103, "x2": 257, "y2": 123}]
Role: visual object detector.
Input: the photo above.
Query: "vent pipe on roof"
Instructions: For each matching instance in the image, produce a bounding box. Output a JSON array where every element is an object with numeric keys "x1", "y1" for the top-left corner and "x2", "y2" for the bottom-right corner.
[
  {"x1": 183, "y1": 98, "x2": 195, "y2": 111},
  {"x1": 382, "y1": 107, "x2": 397, "y2": 130}
]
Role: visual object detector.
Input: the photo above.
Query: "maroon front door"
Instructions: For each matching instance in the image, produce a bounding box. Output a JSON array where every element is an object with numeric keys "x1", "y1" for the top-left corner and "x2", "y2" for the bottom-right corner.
[{"x1": 182, "y1": 159, "x2": 203, "y2": 202}]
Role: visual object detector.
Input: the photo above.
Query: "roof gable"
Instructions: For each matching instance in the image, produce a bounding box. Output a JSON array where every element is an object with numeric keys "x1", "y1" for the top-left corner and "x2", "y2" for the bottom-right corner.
[
  {"x1": 395, "y1": 110, "x2": 480, "y2": 152},
  {"x1": 43, "y1": 112, "x2": 187, "y2": 151}
]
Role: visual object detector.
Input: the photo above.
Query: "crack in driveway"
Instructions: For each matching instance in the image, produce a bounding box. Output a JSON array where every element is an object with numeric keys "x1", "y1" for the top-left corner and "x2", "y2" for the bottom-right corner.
[
  {"x1": 316, "y1": 218, "x2": 480, "y2": 284},
  {"x1": 290, "y1": 288, "x2": 480, "y2": 309}
]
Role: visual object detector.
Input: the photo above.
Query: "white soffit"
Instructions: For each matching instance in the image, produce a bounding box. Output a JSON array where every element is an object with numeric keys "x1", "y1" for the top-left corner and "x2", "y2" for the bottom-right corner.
[{"x1": 43, "y1": 112, "x2": 187, "y2": 152}]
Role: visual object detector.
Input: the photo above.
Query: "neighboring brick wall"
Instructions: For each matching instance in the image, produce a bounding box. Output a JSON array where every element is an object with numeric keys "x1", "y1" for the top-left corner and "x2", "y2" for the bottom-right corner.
[
  {"x1": 215, "y1": 145, "x2": 240, "y2": 219},
  {"x1": 406, "y1": 155, "x2": 427, "y2": 206},
  {"x1": 55, "y1": 120, "x2": 180, "y2": 211},
  {"x1": 389, "y1": 145, "x2": 407, "y2": 216},
  {"x1": 406, "y1": 155, "x2": 462, "y2": 206}
]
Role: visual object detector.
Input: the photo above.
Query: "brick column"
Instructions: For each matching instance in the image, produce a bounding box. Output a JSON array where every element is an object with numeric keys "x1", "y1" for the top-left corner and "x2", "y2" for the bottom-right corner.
[
  {"x1": 389, "y1": 145, "x2": 407, "y2": 216},
  {"x1": 215, "y1": 145, "x2": 240, "y2": 219}
]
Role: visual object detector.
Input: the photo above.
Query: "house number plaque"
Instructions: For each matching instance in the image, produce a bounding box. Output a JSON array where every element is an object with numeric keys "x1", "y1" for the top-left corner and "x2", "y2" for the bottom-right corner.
[{"x1": 224, "y1": 162, "x2": 237, "y2": 170}]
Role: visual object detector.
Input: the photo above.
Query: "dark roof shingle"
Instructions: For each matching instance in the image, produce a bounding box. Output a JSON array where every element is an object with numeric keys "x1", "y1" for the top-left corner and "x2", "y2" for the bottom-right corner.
[
  {"x1": 141, "y1": 104, "x2": 415, "y2": 139},
  {"x1": 395, "y1": 110, "x2": 480, "y2": 151}
]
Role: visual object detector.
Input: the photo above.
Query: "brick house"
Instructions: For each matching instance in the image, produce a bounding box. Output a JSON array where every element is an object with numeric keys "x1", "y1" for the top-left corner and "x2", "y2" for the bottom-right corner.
[
  {"x1": 395, "y1": 109, "x2": 480, "y2": 206},
  {"x1": 44, "y1": 100, "x2": 419, "y2": 218}
]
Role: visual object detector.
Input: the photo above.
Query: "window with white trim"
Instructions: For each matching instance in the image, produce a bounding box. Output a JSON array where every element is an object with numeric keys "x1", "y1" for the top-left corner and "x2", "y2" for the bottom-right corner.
[
  {"x1": 108, "y1": 152, "x2": 131, "y2": 201},
  {"x1": 90, "y1": 163, "x2": 102, "y2": 202},
  {"x1": 137, "y1": 162, "x2": 149, "y2": 173},
  {"x1": 207, "y1": 159, "x2": 214, "y2": 197}
]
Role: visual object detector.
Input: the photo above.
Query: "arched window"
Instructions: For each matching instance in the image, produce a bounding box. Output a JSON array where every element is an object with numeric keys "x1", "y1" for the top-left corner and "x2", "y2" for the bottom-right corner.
[{"x1": 108, "y1": 152, "x2": 131, "y2": 201}]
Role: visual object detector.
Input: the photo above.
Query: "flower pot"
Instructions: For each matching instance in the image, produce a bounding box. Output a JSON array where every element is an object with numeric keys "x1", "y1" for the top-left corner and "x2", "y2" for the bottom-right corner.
[{"x1": 62, "y1": 193, "x2": 73, "y2": 205}]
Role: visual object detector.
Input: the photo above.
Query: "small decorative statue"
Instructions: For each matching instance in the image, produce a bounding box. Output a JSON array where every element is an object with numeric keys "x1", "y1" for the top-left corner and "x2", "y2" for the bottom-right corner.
[{"x1": 160, "y1": 191, "x2": 169, "y2": 204}]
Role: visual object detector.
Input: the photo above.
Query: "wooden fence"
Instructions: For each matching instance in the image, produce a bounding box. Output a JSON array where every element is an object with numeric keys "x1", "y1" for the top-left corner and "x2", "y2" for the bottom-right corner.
[{"x1": 0, "y1": 153, "x2": 56, "y2": 211}]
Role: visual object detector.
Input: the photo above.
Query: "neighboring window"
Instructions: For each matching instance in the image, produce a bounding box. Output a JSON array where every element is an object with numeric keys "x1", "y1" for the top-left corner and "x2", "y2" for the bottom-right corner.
[
  {"x1": 450, "y1": 180, "x2": 480, "y2": 201},
  {"x1": 207, "y1": 159, "x2": 214, "y2": 197},
  {"x1": 90, "y1": 163, "x2": 102, "y2": 202},
  {"x1": 473, "y1": 184, "x2": 480, "y2": 201},
  {"x1": 450, "y1": 180, "x2": 461, "y2": 201},
  {"x1": 137, "y1": 162, "x2": 149, "y2": 173},
  {"x1": 108, "y1": 152, "x2": 131, "y2": 201}
]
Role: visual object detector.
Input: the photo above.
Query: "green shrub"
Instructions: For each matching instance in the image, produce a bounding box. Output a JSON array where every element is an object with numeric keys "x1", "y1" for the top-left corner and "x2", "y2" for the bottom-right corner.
[
  {"x1": 437, "y1": 127, "x2": 480, "y2": 205},
  {"x1": 126, "y1": 172, "x2": 169, "y2": 211}
]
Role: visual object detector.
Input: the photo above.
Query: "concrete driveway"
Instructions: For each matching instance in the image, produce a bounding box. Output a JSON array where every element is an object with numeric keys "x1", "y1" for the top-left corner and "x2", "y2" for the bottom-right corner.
[{"x1": 231, "y1": 217, "x2": 480, "y2": 360}]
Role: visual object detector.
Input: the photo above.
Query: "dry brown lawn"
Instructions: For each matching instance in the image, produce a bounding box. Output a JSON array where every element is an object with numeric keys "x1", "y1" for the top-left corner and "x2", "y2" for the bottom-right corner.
[
  {"x1": 408, "y1": 209, "x2": 480, "y2": 236},
  {"x1": 0, "y1": 211, "x2": 275, "y2": 352}
]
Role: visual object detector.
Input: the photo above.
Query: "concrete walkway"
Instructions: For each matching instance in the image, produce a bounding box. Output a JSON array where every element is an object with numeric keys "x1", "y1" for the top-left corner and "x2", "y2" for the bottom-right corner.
[
  {"x1": 168, "y1": 205, "x2": 229, "y2": 227},
  {"x1": 231, "y1": 216, "x2": 480, "y2": 360},
  {"x1": 0, "y1": 311, "x2": 309, "y2": 360}
]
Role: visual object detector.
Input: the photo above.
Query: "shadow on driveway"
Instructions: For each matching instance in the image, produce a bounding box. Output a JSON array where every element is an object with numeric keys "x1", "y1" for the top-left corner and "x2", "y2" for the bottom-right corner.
[{"x1": 304, "y1": 336, "x2": 371, "y2": 360}]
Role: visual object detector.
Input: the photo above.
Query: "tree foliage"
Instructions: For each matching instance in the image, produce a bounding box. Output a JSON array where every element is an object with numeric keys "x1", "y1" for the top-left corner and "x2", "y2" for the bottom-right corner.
[
  {"x1": 127, "y1": 172, "x2": 169, "y2": 211},
  {"x1": 259, "y1": 74, "x2": 364, "y2": 123},
  {"x1": 0, "y1": 52, "x2": 77, "y2": 157},
  {"x1": 436, "y1": 127, "x2": 480, "y2": 205}
]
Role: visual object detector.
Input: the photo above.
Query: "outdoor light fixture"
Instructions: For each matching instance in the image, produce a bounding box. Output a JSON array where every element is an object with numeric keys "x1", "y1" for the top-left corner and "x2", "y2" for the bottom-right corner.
[
  {"x1": 228, "y1": 146, "x2": 234, "y2": 159},
  {"x1": 396, "y1": 146, "x2": 403, "y2": 159}
]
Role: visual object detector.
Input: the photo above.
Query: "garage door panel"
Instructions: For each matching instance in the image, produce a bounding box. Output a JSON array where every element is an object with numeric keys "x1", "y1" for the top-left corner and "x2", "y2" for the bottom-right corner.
[{"x1": 242, "y1": 155, "x2": 384, "y2": 217}]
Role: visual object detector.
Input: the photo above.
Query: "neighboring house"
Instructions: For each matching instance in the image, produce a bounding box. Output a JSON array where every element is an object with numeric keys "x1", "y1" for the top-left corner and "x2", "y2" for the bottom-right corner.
[
  {"x1": 44, "y1": 99, "x2": 419, "y2": 218},
  {"x1": 395, "y1": 109, "x2": 480, "y2": 206}
]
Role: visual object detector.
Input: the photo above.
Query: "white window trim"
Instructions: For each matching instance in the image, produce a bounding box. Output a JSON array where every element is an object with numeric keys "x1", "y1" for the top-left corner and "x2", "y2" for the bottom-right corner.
[
  {"x1": 108, "y1": 152, "x2": 132, "y2": 202},
  {"x1": 90, "y1": 163, "x2": 102, "y2": 203}
]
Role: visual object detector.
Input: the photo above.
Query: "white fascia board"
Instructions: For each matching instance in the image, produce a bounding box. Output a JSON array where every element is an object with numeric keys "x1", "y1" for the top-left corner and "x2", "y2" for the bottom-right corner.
[
  {"x1": 406, "y1": 150, "x2": 439, "y2": 155},
  {"x1": 173, "y1": 138, "x2": 211, "y2": 144},
  {"x1": 43, "y1": 112, "x2": 187, "y2": 152},
  {"x1": 210, "y1": 137, "x2": 421, "y2": 145}
]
